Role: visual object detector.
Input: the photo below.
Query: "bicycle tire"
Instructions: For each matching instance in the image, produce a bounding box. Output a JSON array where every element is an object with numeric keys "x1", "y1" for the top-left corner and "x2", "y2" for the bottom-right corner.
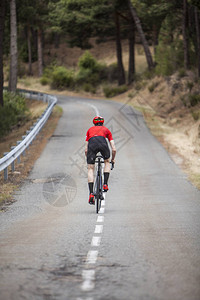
[
  {"x1": 96, "y1": 173, "x2": 101, "y2": 213},
  {"x1": 94, "y1": 155, "x2": 104, "y2": 214}
]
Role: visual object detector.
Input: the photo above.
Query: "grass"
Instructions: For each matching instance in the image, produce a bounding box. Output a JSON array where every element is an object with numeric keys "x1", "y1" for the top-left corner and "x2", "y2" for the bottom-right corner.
[
  {"x1": 0, "y1": 183, "x2": 18, "y2": 208},
  {"x1": 0, "y1": 104, "x2": 63, "y2": 209},
  {"x1": 189, "y1": 173, "x2": 200, "y2": 190}
]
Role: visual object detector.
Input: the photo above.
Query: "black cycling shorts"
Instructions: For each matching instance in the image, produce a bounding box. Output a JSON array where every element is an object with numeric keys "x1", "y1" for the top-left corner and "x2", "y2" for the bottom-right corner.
[{"x1": 87, "y1": 136, "x2": 110, "y2": 164}]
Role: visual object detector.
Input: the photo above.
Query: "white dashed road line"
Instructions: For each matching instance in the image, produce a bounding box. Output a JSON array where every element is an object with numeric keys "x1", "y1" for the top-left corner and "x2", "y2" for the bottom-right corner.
[
  {"x1": 80, "y1": 193, "x2": 106, "y2": 296},
  {"x1": 86, "y1": 250, "x2": 99, "y2": 264},
  {"x1": 94, "y1": 225, "x2": 103, "y2": 234},
  {"x1": 97, "y1": 216, "x2": 104, "y2": 223},
  {"x1": 91, "y1": 236, "x2": 101, "y2": 247},
  {"x1": 81, "y1": 270, "x2": 95, "y2": 292}
]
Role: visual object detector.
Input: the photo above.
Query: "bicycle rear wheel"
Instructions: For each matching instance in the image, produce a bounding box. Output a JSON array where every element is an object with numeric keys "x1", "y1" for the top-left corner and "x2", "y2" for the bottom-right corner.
[
  {"x1": 96, "y1": 173, "x2": 101, "y2": 213},
  {"x1": 96, "y1": 193, "x2": 101, "y2": 213}
]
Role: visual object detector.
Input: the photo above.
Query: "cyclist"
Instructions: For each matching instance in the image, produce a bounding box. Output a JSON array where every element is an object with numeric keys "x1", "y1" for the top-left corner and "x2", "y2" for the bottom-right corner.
[{"x1": 85, "y1": 116, "x2": 116, "y2": 205}]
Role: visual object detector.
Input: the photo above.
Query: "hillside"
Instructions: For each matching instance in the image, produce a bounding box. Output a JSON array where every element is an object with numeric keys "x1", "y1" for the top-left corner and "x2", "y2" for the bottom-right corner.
[
  {"x1": 9, "y1": 40, "x2": 200, "y2": 189},
  {"x1": 114, "y1": 72, "x2": 200, "y2": 189}
]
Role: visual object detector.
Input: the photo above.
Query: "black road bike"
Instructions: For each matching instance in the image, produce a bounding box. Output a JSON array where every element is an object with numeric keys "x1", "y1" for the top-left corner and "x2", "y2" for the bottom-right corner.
[{"x1": 94, "y1": 154, "x2": 114, "y2": 214}]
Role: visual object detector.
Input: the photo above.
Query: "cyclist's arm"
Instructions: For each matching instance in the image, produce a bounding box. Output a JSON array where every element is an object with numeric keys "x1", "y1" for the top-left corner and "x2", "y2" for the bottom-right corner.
[
  {"x1": 110, "y1": 140, "x2": 116, "y2": 163},
  {"x1": 85, "y1": 141, "x2": 88, "y2": 157}
]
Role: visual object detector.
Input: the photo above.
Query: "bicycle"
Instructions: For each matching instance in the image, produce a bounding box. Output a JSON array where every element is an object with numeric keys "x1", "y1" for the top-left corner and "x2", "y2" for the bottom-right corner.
[{"x1": 93, "y1": 154, "x2": 114, "y2": 214}]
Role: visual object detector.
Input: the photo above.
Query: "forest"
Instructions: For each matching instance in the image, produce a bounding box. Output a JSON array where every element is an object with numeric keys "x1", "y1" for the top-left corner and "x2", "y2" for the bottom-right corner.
[{"x1": 0, "y1": 0, "x2": 200, "y2": 108}]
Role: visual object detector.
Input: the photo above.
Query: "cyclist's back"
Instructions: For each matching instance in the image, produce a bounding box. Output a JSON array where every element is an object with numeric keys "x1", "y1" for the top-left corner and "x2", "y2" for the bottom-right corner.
[{"x1": 85, "y1": 116, "x2": 116, "y2": 205}]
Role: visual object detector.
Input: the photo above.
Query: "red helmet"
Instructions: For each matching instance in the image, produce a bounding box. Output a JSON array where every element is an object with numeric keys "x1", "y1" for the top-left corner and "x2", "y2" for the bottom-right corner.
[{"x1": 93, "y1": 116, "x2": 104, "y2": 125}]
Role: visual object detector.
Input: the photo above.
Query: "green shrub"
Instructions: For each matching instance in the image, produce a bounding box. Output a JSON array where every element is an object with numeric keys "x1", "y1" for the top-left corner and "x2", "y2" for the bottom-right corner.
[
  {"x1": 106, "y1": 63, "x2": 119, "y2": 82},
  {"x1": 186, "y1": 81, "x2": 194, "y2": 92},
  {"x1": 155, "y1": 44, "x2": 175, "y2": 76},
  {"x1": 142, "y1": 69, "x2": 155, "y2": 80},
  {"x1": 78, "y1": 51, "x2": 99, "y2": 71},
  {"x1": 0, "y1": 91, "x2": 28, "y2": 138},
  {"x1": 75, "y1": 68, "x2": 100, "y2": 86},
  {"x1": 43, "y1": 65, "x2": 55, "y2": 78},
  {"x1": 189, "y1": 94, "x2": 200, "y2": 107},
  {"x1": 103, "y1": 85, "x2": 128, "y2": 98},
  {"x1": 178, "y1": 68, "x2": 186, "y2": 78},
  {"x1": 191, "y1": 110, "x2": 200, "y2": 121},
  {"x1": 134, "y1": 82, "x2": 143, "y2": 91},
  {"x1": 148, "y1": 84, "x2": 155, "y2": 93},
  {"x1": 76, "y1": 51, "x2": 106, "y2": 86},
  {"x1": 180, "y1": 95, "x2": 187, "y2": 107},
  {"x1": 82, "y1": 83, "x2": 96, "y2": 94},
  {"x1": 40, "y1": 76, "x2": 50, "y2": 85},
  {"x1": 148, "y1": 81, "x2": 160, "y2": 93},
  {"x1": 51, "y1": 66, "x2": 74, "y2": 89},
  {"x1": 155, "y1": 40, "x2": 184, "y2": 76}
]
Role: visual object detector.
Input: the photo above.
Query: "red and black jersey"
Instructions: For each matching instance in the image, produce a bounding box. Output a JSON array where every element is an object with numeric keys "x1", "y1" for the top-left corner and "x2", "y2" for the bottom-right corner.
[{"x1": 86, "y1": 126, "x2": 113, "y2": 142}]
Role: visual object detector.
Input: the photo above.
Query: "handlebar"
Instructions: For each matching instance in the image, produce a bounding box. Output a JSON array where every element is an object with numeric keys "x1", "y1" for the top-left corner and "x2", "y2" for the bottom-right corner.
[
  {"x1": 110, "y1": 162, "x2": 114, "y2": 170},
  {"x1": 95, "y1": 154, "x2": 115, "y2": 170}
]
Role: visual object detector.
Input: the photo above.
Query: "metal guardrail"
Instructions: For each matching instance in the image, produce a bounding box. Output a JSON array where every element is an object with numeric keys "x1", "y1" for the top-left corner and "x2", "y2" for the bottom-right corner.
[{"x1": 0, "y1": 89, "x2": 57, "y2": 180}]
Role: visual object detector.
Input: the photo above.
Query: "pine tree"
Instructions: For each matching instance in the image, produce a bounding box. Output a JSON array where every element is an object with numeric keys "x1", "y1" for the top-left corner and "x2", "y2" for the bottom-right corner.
[
  {"x1": 0, "y1": 0, "x2": 5, "y2": 106},
  {"x1": 9, "y1": 0, "x2": 18, "y2": 92}
]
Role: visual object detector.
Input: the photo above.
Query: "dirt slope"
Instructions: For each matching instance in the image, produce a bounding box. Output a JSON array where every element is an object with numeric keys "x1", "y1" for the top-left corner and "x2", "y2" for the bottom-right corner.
[
  {"x1": 3, "y1": 40, "x2": 200, "y2": 191},
  {"x1": 114, "y1": 72, "x2": 200, "y2": 188}
]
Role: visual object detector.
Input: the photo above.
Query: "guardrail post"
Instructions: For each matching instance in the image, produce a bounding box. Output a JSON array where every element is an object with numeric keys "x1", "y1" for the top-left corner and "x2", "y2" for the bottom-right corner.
[
  {"x1": 10, "y1": 146, "x2": 15, "y2": 171},
  {"x1": 0, "y1": 89, "x2": 57, "y2": 178},
  {"x1": 26, "y1": 131, "x2": 31, "y2": 149},
  {"x1": 22, "y1": 136, "x2": 26, "y2": 156},
  {"x1": 17, "y1": 141, "x2": 21, "y2": 163},
  {"x1": 3, "y1": 152, "x2": 9, "y2": 180}
]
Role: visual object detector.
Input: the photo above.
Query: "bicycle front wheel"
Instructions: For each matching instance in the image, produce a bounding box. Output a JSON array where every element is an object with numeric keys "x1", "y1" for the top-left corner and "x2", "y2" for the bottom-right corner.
[
  {"x1": 96, "y1": 193, "x2": 101, "y2": 213},
  {"x1": 96, "y1": 174, "x2": 101, "y2": 214}
]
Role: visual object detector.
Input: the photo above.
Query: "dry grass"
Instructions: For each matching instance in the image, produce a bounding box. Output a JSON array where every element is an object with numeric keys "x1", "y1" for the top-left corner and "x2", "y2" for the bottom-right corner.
[
  {"x1": 0, "y1": 100, "x2": 48, "y2": 157},
  {"x1": 0, "y1": 105, "x2": 63, "y2": 209}
]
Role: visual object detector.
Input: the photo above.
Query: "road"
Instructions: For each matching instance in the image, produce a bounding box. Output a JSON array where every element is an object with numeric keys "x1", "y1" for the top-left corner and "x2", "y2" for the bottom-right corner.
[{"x1": 0, "y1": 96, "x2": 200, "y2": 300}]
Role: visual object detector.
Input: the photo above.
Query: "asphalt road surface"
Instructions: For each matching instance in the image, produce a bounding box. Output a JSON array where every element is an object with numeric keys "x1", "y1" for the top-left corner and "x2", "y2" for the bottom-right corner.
[{"x1": 0, "y1": 96, "x2": 200, "y2": 300}]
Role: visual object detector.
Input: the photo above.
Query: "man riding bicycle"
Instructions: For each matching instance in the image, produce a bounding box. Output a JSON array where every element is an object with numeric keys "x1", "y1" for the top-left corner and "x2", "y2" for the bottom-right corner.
[{"x1": 85, "y1": 116, "x2": 116, "y2": 205}]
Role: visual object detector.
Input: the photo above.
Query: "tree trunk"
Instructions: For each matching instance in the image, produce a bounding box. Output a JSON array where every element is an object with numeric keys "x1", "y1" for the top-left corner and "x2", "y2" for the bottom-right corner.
[
  {"x1": 27, "y1": 25, "x2": 32, "y2": 76},
  {"x1": 194, "y1": 7, "x2": 200, "y2": 77},
  {"x1": 152, "y1": 23, "x2": 159, "y2": 56},
  {"x1": 0, "y1": 0, "x2": 5, "y2": 106},
  {"x1": 128, "y1": 19, "x2": 135, "y2": 85},
  {"x1": 114, "y1": 11, "x2": 126, "y2": 86},
  {"x1": 127, "y1": 0, "x2": 154, "y2": 70},
  {"x1": 9, "y1": 0, "x2": 18, "y2": 92},
  {"x1": 37, "y1": 28, "x2": 43, "y2": 77},
  {"x1": 183, "y1": 0, "x2": 190, "y2": 69},
  {"x1": 54, "y1": 32, "x2": 60, "y2": 48}
]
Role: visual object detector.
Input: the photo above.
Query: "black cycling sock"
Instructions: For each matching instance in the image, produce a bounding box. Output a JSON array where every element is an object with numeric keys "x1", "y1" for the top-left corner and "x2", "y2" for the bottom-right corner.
[
  {"x1": 104, "y1": 172, "x2": 109, "y2": 185},
  {"x1": 88, "y1": 182, "x2": 94, "y2": 194}
]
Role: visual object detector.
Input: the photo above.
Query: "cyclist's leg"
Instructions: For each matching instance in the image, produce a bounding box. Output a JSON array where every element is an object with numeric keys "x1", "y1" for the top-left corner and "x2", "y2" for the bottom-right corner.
[
  {"x1": 88, "y1": 164, "x2": 95, "y2": 190},
  {"x1": 98, "y1": 141, "x2": 111, "y2": 191},
  {"x1": 103, "y1": 158, "x2": 110, "y2": 191},
  {"x1": 104, "y1": 159, "x2": 111, "y2": 172},
  {"x1": 88, "y1": 164, "x2": 95, "y2": 204},
  {"x1": 87, "y1": 141, "x2": 97, "y2": 204}
]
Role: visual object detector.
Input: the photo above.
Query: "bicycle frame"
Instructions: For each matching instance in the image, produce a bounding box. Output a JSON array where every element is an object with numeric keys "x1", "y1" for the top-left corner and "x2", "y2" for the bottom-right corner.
[{"x1": 94, "y1": 154, "x2": 104, "y2": 213}]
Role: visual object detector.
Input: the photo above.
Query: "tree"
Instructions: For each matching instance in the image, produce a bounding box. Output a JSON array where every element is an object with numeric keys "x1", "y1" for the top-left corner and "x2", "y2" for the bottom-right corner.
[
  {"x1": 133, "y1": 0, "x2": 173, "y2": 55},
  {"x1": 128, "y1": 17, "x2": 135, "y2": 84},
  {"x1": 0, "y1": 0, "x2": 5, "y2": 106},
  {"x1": 35, "y1": 1, "x2": 50, "y2": 76},
  {"x1": 183, "y1": 0, "x2": 190, "y2": 69},
  {"x1": 48, "y1": 0, "x2": 127, "y2": 84},
  {"x1": 9, "y1": 0, "x2": 18, "y2": 92},
  {"x1": 127, "y1": 0, "x2": 154, "y2": 70},
  {"x1": 194, "y1": 6, "x2": 200, "y2": 77},
  {"x1": 17, "y1": 0, "x2": 37, "y2": 76},
  {"x1": 114, "y1": 10, "x2": 126, "y2": 85}
]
